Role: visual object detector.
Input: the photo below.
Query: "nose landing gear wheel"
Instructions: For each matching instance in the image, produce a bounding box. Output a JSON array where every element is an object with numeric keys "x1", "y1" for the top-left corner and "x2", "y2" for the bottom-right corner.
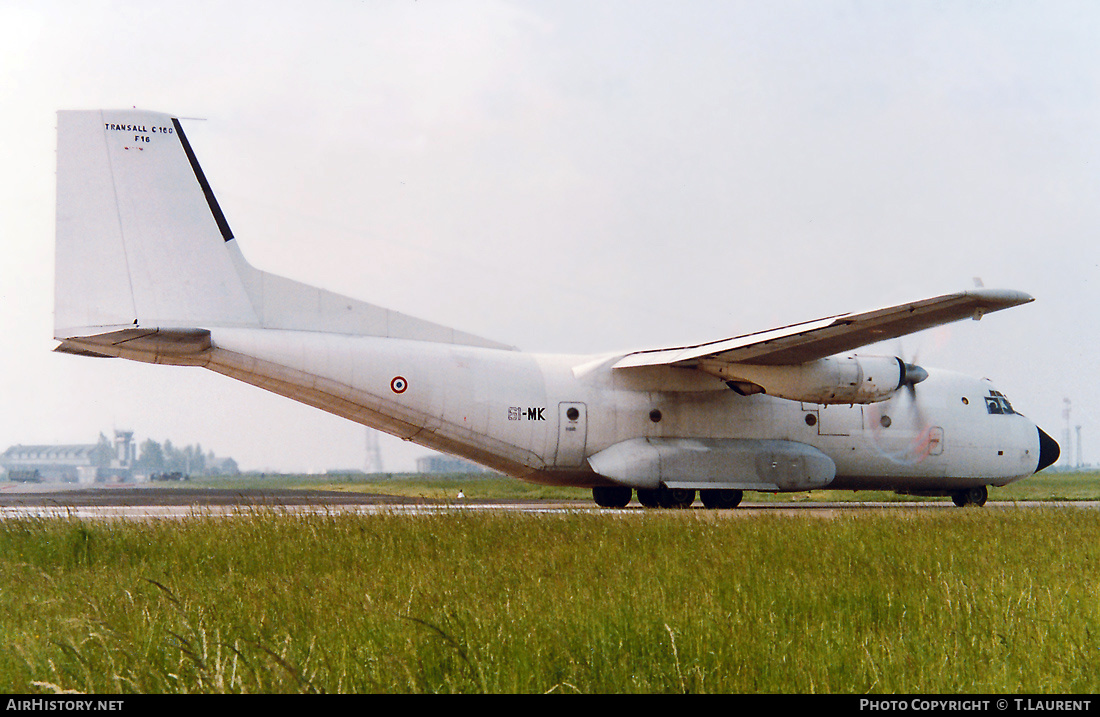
[{"x1": 951, "y1": 486, "x2": 988, "y2": 507}]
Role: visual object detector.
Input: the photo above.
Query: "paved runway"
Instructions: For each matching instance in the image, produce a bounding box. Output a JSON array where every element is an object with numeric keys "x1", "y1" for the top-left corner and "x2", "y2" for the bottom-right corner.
[
  {"x1": 0, "y1": 484, "x2": 1094, "y2": 520},
  {"x1": 0, "y1": 485, "x2": 587, "y2": 519},
  {"x1": 0, "y1": 485, "x2": 422, "y2": 507}
]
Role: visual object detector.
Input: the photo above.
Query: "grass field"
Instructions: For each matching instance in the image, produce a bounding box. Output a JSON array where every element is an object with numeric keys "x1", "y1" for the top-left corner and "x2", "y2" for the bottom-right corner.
[{"x1": 1, "y1": 477, "x2": 1098, "y2": 693}]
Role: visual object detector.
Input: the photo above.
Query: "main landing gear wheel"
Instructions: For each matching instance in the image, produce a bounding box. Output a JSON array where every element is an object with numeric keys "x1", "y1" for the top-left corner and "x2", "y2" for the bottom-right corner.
[
  {"x1": 592, "y1": 485, "x2": 632, "y2": 508},
  {"x1": 951, "y1": 486, "x2": 988, "y2": 508},
  {"x1": 636, "y1": 488, "x2": 661, "y2": 508},
  {"x1": 658, "y1": 487, "x2": 696, "y2": 509},
  {"x1": 700, "y1": 488, "x2": 743, "y2": 509},
  {"x1": 636, "y1": 486, "x2": 695, "y2": 508}
]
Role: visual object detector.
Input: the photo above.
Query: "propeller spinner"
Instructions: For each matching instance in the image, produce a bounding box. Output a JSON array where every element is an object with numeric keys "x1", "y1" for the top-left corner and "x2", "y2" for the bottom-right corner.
[{"x1": 900, "y1": 360, "x2": 928, "y2": 389}]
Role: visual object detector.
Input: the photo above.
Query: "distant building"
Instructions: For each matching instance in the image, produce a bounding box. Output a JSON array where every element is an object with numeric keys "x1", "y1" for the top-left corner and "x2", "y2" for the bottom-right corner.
[
  {"x1": 415, "y1": 454, "x2": 489, "y2": 474},
  {"x1": 1, "y1": 430, "x2": 135, "y2": 483}
]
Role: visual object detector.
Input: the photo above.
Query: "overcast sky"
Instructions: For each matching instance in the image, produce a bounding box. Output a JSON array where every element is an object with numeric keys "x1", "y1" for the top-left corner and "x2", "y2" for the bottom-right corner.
[{"x1": 2, "y1": 1, "x2": 1097, "y2": 473}]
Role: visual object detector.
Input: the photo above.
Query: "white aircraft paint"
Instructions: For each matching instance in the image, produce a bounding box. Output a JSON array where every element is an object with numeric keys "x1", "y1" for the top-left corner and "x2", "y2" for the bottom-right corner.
[{"x1": 53, "y1": 110, "x2": 1060, "y2": 508}]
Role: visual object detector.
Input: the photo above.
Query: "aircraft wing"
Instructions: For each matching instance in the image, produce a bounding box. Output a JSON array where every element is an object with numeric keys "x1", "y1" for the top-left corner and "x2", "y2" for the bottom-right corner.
[{"x1": 613, "y1": 288, "x2": 1033, "y2": 369}]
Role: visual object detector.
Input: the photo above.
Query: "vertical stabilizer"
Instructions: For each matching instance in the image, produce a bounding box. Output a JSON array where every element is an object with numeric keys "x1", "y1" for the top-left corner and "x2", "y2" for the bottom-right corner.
[{"x1": 54, "y1": 110, "x2": 259, "y2": 340}]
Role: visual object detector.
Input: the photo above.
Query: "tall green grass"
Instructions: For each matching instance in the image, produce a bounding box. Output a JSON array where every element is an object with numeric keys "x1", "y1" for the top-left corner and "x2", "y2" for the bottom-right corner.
[{"x1": 1, "y1": 508, "x2": 1097, "y2": 693}]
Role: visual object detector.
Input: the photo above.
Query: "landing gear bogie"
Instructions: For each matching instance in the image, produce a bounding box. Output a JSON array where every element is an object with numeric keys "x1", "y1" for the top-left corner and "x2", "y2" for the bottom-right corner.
[
  {"x1": 595, "y1": 485, "x2": 744, "y2": 509},
  {"x1": 632, "y1": 486, "x2": 697, "y2": 509}
]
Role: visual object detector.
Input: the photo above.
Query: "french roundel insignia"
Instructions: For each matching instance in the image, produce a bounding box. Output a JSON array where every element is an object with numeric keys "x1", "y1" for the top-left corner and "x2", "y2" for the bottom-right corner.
[{"x1": 390, "y1": 376, "x2": 408, "y2": 394}]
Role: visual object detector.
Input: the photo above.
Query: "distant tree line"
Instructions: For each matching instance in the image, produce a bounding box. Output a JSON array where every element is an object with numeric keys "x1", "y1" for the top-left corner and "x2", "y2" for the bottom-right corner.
[{"x1": 135, "y1": 439, "x2": 239, "y2": 476}]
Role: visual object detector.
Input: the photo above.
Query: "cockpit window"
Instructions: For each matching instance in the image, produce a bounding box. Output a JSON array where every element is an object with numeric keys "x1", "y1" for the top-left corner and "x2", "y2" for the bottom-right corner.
[{"x1": 985, "y1": 390, "x2": 1017, "y2": 415}]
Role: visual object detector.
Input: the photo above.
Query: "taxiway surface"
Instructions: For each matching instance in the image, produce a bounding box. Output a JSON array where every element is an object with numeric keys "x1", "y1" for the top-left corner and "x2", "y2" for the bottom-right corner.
[{"x1": 0, "y1": 484, "x2": 1094, "y2": 520}]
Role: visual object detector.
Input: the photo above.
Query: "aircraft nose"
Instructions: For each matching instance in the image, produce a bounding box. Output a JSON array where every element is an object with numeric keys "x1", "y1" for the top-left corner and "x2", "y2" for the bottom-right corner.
[{"x1": 1035, "y1": 426, "x2": 1060, "y2": 473}]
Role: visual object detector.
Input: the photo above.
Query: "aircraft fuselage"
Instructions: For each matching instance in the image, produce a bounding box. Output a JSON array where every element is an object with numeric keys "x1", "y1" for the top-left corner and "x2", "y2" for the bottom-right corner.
[{"x1": 173, "y1": 328, "x2": 1048, "y2": 494}]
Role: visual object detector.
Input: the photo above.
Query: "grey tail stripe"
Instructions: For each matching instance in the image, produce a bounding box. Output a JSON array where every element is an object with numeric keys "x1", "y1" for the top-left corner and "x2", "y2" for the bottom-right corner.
[{"x1": 171, "y1": 117, "x2": 234, "y2": 242}]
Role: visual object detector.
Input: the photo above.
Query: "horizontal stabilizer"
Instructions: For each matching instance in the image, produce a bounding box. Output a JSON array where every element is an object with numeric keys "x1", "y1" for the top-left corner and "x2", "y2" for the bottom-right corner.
[{"x1": 54, "y1": 328, "x2": 213, "y2": 366}]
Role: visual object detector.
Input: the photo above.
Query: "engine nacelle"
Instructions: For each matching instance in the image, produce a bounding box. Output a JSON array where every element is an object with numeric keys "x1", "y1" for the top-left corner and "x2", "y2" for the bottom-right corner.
[{"x1": 698, "y1": 354, "x2": 908, "y2": 404}]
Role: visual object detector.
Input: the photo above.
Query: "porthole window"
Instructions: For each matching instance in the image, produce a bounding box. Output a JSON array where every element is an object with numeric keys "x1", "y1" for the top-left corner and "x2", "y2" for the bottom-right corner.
[
  {"x1": 805, "y1": 414, "x2": 817, "y2": 427},
  {"x1": 880, "y1": 415, "x2": 892, "y2": 428},
  {"x1": 961, "y1": 397, "x2": 970, "y2": 405},
  {"x1": 566, "y1": 407, "x2": 580, "y2": 421},
  {"x1": 649, "y1": 409, "x2": 662, "y2": 423}
]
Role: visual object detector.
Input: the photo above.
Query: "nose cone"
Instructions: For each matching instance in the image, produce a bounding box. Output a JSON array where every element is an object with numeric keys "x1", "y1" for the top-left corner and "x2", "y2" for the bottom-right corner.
[{"x1": 1035, "y1": 427, "x2": 1060, "y2": 473}]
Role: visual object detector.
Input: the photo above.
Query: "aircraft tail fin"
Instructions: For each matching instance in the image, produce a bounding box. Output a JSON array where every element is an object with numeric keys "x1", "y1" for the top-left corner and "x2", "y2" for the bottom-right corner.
[
  {"x1": 55, "y1": 110, "x2": 258, "y2": 341},
  {"x1": 54, "y1": 110, "x2": 513, "y2": 354}
]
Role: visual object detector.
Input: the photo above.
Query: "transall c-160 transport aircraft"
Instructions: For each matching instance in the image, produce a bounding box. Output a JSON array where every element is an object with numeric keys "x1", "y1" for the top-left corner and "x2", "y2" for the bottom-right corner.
[{"x1": 53, "y1": 110, "x2": 1060, "y2": 508}]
